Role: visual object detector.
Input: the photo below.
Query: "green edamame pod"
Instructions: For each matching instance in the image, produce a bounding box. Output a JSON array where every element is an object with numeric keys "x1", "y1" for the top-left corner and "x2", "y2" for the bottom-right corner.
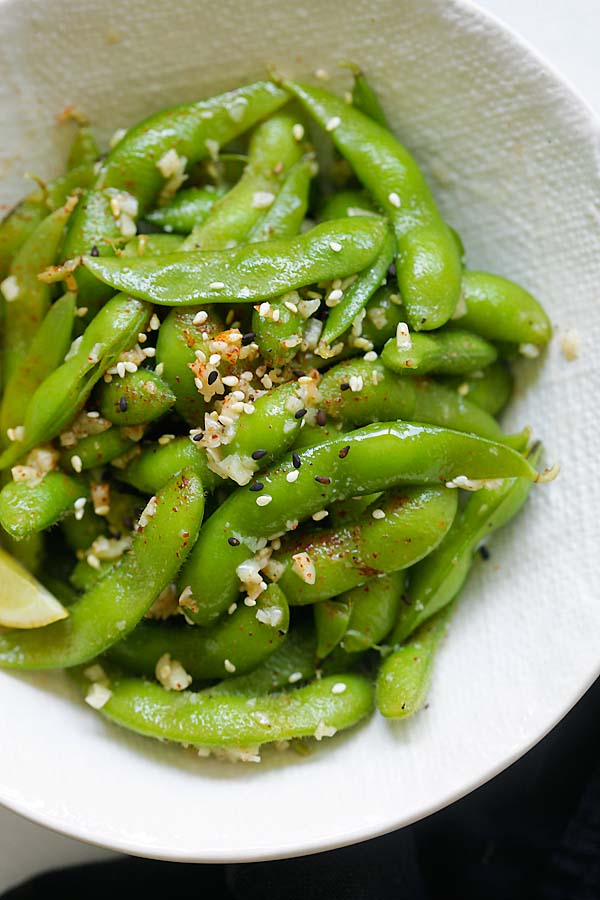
[
  {"x1": 388, "y1": 444, "x2": 543, "y2": 645},
  {"x1": 341, "y1": 572, "x2": 404, "y2": 653},
  {"x1": 0, "y1": 471, "x2": 85, "y2": 539},
  {"x1": 81, "y1": 217, "x2": 389, "y2": 306},
  {"x1": 314, "y1": 598, "x2": 353, "y2": 659},
  {"x1": 183, "y1": 112, "x2": 302, "y2": 250},
  {"x1": 344, "y1": 62, "x2": 390, "y2": 128},
  {"x1": 319, "y1": 189, "x2": 377, "y2": 221},
  {"x1": 247, "y1": 156, "x2": 313, "y2": 243},
  {"x1": 273, "y1": 487, "x2": 456, "y2": 605},
  {"x1": 376, "y1": 604, "x2": 452, "y2": 718},
  {"x1": 67, "y1": 128, "x2": 100, "y2": 170},
  {"x1": 178, "y1": 422, "x2": 546, "y2": 626},
  {"x1": 2, "y1": 197, "x2": 77, "y2": 386},
  {"x1": 155, "y1": 306, "x2": 225, "y2": 425},
  {"x1": 441, "y1": 362, "x2": 513, "y2": 417},
  {"x1": 145, "y1": 185, "x2": 227, "y2": 233},
  {"x1": 61, "y1": 503, "x2": 106, "y2": 554},
  {"x1": 284, "y1": 81, "x2": 462, "y2": 330},
  {"x1": 456, "y1": 271, "x2": 552, "y2": 346},
  {"x1": 0, "y1": 292, "x2": 76, "y2": 437},
  {"x1": 121, "y1": 234, "x2": 184, "y2": 256},
  {"x1": 60, "y1": 426, "x2": 137, "y2": 472},
  {"x1": 0, "y1": 468, "x2": 205, "y2": 669},
  {"x1": 114, "y1": 436, "x2": 219, "y2": 495},
  {"x1": 62, "y1": 82, "x2": 290, "y2": 308},
  {"x1": 251, "y1": 293, "x2": 306, "y2": 368},
  {"x1": 96, "y1": 368, "x2": 176, "y2": 425},
  {"x1": 0, "y1": 294, "x2": 151, "y2": 470},
  {"x1": 380, "y1": 329, "x2": 498, "y2": 376},
  {"x1": 321, "y1": 225, "x2": 396, "y2": 344},
  {"x1": 358, "y1": 285, "x2": 405, "y2": 348},
  {"x1": 80, "y1": 670, "x2": 373, "y2": 750},
  {"x1": 70, "y1": 557, "x2": 113, "y2": 592},
  {"x1": 109, "y1": 584, "x2": 289, "y2": 680}
]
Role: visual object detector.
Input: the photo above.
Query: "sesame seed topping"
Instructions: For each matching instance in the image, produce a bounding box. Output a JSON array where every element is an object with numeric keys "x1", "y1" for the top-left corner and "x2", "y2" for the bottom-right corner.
[
  {"x1": 241, "y1": 332, "x2": 256, "y2": 346},
  {"x1": 224, "y1": 658, "x2": 236, "y2": 673},
  {"x1": 143, "y1": 346, "x2": 156, "y2": 358},
  {"x1": 116, "y1": 362, "x2": 126, "y2": 379},
  {"x1": 209, "y1": 281, "x2": 225, "y2": 290},
  {"x1": 294, "y1": 408, "x2": 307, "y2": 419},
  {"x1": 364, "y1": 350, "x2": 378, "y2": 362},
  {"x1": 222, "y1": 375, "x2": 239, "y2": 387},
  {"x1": 340, "y1": 382, "x2": 350, "y2": 391},
  {"x1": 388, "y1": 191, "x2": 401, "y2": 208},
  {"x1": 349, "y1": 374, "x2": 363, "y2": 392},
  {"x1": 338, "y1": 445, "x2": 350, "y2": 459},
  {"x1": 331, "y1": 682, "x2": 347, "y2": 694},
  {"x1": 315, "y1": 475, "x2": 331, "y2": 485},
  {"x1": 149, "y1": 313, "x2": 160, "y2": 330},
  {"x1": 158, "y1": 434, "x2": 175, "y2": 446},
  {"x1": 256, "y1": 494, "x2": 273, "y2": 507},
  {"x1": 329, "y1": 241, "x2": 342, "y2": 252},
  {"x1": 326, "y1": 115, "x2": 341, "y2": 132},
  {"x1": 312, "y1": 509, "x2": 328, "y2": 521},
  {"x1": 155, "y1": 362, "x2": 164, "y2": 376},
  {"x1": 207, "y1": 370, "x2": 218, "y2": 385},
  {"x1": 228, "y1": 602, "x2": 238, "y2": 614},
  {"x1": 316, "y1": 410, "x2": 327, "y2": 426},
  {"x1": 286, "y1": 469, "x2": 299, "y2": 483},
  {"x1": 119, "y1": 396, "x2": 128, "y2": 412},
  {"x1": 249, "y1": 482, "x2": 264, "y2": 492},
  {"x1": 71, "y1": 454, "x2": 83, "y2": 473},
  {"x1": 251, "y1": 448, "x2": 267, "y2": 460},
  {"x1": 87, "y1": 411, "x2": 100, "y2": 418},
  {"x1": 292, "y1": 123, "x2": 305, "y2": 141},
  {"x1": 193, "y1": 310, "x2": 208, "y2": 326},
  {"x1": 288, "y1": 671, "x2": 303, "y2": 683},
  {"x1": 292, "y1": 452, "x2": 301, "y2": 469},
  {"x1": 372, "y1": 508, "x2": 386, "y2": 519},
  {"x1": 228, "y1": 536, "x2": 240, "y2": 546}
]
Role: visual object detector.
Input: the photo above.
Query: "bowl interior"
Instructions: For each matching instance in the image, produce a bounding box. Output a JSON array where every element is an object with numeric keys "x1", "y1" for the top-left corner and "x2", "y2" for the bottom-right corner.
[{"x1": 0, "y1": 0, "x2": 599, "y2": 862}]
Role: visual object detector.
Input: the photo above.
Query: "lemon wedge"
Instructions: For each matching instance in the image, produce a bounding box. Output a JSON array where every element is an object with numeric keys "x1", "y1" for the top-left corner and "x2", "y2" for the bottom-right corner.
[{"x1": 0, "y1": 546, "x2": 68, "y2": 629}]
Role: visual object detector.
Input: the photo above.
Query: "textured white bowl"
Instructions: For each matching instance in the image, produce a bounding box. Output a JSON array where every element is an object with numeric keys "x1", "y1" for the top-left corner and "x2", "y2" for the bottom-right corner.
[{"x1": 1, "y1": 0, "x2": 599, "y2": 863}]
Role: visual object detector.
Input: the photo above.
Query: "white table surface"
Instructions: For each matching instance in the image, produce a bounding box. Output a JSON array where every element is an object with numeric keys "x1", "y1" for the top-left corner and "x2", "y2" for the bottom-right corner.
[{"x1": 1, "y1": 0, "x2": 599, "y2": 891}]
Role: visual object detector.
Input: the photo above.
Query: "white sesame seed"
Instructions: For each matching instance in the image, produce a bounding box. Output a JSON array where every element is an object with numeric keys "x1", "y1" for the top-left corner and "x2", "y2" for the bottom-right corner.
[
  {"x1": 138, "y1": 332, "x2": 147, "y2": 343},
  {"x1": 329, "y1": 241, "x2": 342, "y2": 252},
  {"x1": 284, "y1": 300, "x2": 299, "y2": 313},
  {"x1": 209, "y1": 281, "x2": 225, "y2": 290},
  {"x1": 252, "y1": 191, "x2": 275, "y2": 209},
  {"x1": 244, "y1": 597, "x2": 257, "y2": 607},
  {"x1": 149, "y1": 313, "x2": 160, "y2": 330},
  {"x1": 123, "y1": 361, "x2": 138, "y2": 374},
  {"x1": 116, "y1": 362, "x2": 126, "y2": 379},
  {"x1": 158, "y1": 434, "x2": 175, "y2": 446},
  {"x1": 292, "y1": 123, "x2": 305, "y2": 141},
  {"x1": 364, "y1": 350, "x2": 377, "y2": 362},
  {"x1": 193, "y1": 310, "x2": 208, "y2": 326},
  {"x1": 142, "y1": 346, "x2": 155, "y2": 358},
  {"x1": 312, "y1": 509, "x2": 328, "y2": 521},
  {"x1": 70, "y1": 454, "x2": 83, "y2": 473},
  {"x1": 388, "y1": 191, "x2": 401, "y2": 208},
  {"x1": 222, "y1": 375, "x2": 239, "y2": 387},
  {"x1": 224, "y1": 658, "x2": 236, "y2": 673},
  {"x1": 75, "y1": 306, "x2": 89, "y2": 318},
  {"x1": 228, "y1": 602, "x2": 238, "y2": 615},
  {"x1": 457, "y1": 382, "x2": 469, "y2": 396},
  {"x1": 328, "y1": 288, "x2": 343, "y2": 303},
  {"x1": 87, "y1": 410, "x2": 100, "y2": 418},
  {"x1": 256, "y1": 494, "x2": 273, "y2": 507},
  {"x1": 349, "y1": 374, "x2": 363, "y2": 392},
  {"x1": 155, "y1": 362, "x2": 164, "y2": 377},
  {"x1": 288, "y1": 671, "x2": 303, "y2": 684},
  {"x1": 331, "y1": 682, "x2": 347, "y2": 694},
  {"x1": 286, "y1": 469, "x2": 299, "y2": 483},
  {"x1": 326, "y1": 116, "x2": 342, "y2": 132},
  {"x1": 86, "y1": 553, "x2": 101, "y2": 571},
  {"x1": 1, "y1": 275, "x2": 19, "y2": 302},
  {"x1": 372, "y1": 508, "x2": 386, "y2": 519}
]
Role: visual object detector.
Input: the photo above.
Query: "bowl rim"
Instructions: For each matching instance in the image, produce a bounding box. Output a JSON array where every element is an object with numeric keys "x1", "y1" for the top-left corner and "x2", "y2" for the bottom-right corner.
[{"x1": 1, "y1": 0, "x2": 599, "y2": 863}]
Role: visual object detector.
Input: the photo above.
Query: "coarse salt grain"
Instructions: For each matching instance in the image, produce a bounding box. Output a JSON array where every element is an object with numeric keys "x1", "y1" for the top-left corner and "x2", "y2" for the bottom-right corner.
[
  {"x1": 85, "y1": 683, "x2": 112, "y2": 709},
  {"x1": 256, "y1": 606, "x2": 283, "y2": 627}
]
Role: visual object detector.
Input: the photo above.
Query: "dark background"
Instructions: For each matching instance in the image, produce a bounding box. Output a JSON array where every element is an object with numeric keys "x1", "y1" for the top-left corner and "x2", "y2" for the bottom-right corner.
[{"x1": 5, "y1": 675, "x2": 600, "y2": 900}]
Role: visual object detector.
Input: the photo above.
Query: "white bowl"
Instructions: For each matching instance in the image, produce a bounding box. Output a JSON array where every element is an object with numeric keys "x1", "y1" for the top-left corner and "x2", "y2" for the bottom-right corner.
[{"x1": 1, "y1": 0, "x2": 599, "y2": 864}]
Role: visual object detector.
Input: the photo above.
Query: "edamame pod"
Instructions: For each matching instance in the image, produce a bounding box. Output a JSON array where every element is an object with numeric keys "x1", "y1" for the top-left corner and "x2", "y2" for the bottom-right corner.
[
  {"x1": 0, "y1": 469, "x2": 205, "y2": 669},
  {"x1": 376, "y1": 605, "x2": 451, "y2": 718},
  {"x1": 441, "y1": 362, "x2": 513, "y2": 417},
  {"x1": 81, "y1": 217, "x2": 389, "y2": 306},
  {"x1": 247, "y1": 156, "x2": 313, "y2": 243},
  {"x1": 60, "y1": 426, "x2": 137, "y2": 472},
  {"x1": 380, "y1": 329, "x2": 498, "y2": 376},
  {"x1": 314, "y1": 598, "x2": 353, "y2": 659},
  {"x1": 0, "y1": 471, "x2": 85, "y2": 539},
  {"x1": 109, "y1": 584, "x2": 290, "y2": 680},
  {"x1": 341, "y1": 572, "x2": 404, "y2": 653},
  {"x1": 284, "y1": 81, "x2": 462, "y2": 330},
  {"x1": 114, "y1": 436, "x2": 219, "y2": 495},
  {"x1": 145, "y1": 185, "x2": 227, "y2": 233},
  {"x1": 96, "y1": 368, "x2": 176, "y2": 425},
  {"x1": 456, "y1": 271, "x2": 552, "y2": 346},
  {"x1": 273, "y1": 487, "x2": 456, "y2": 605}
]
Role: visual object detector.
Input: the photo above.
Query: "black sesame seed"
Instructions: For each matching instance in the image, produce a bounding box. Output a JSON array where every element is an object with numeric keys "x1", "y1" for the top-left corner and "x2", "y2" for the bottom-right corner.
[
  {"x1": 90, "y1": 245, "x2": 100, "y2": 257},
  {"x1": 315, "y1": 475, "x2": 331, "y2": 485},
  {"x1": 192, "y1": 432, "x2": 204, "y2": 442},
  {"x1": 479, "y1": 545, "x2": 491, "y2": 561},
  {"x1": 294, "y1": 408, "x2": 307, "y2": 419},
  {"x1": 292, "y1": 452, "x2": 301, "y2": 469},
  {"x1": 207, "y1": 370, "x2": 218, "y2": 385},
  {"x1": 119, "y1": 396, "x2": 128, "y2": 413},
  {"x1": 249, "y1": 482, "x2": 264, "y2": 492},
  {"x1": 316, "y1": 410, "x2": 327, "y2": 426},
  {"x1": 241, "y1": 331, "x2": 256, "y2": 346},
  {"x1": 401, "y1": 593, "x2": 412, "y2": 606},
  {"x1": 387, "y1": 262, "x2": 396, "y2": 277},
  {"x1": 251, "y1": 448, "x2": 267, "y2": 460},
  {"x1": 338, "y1": 445, "x2": 350, "y2": 459},
  {"x1": 228, "y1": 537, "x2": 240, "y2": 546},
  {"x1": 340, "y1": 382, "x2": 350, "y2": 391}
]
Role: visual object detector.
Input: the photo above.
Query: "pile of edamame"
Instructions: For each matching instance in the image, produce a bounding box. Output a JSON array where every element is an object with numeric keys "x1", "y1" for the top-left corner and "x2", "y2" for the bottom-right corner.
[{"x1": 0, "y1": 69, "x2": 557, "y2": 763}]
